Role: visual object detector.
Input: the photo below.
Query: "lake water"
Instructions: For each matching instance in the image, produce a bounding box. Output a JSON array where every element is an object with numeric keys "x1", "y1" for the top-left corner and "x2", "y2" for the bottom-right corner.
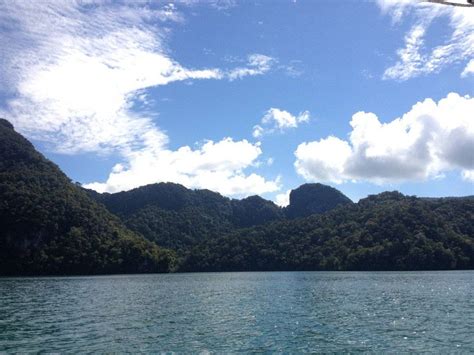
[{"x1": 0, "y1": 271, "x2": 473, "y2": 352}]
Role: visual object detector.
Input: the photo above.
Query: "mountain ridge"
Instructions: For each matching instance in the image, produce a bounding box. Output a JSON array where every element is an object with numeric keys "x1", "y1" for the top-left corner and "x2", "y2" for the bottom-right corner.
[
  {"x1": 0, "y1": 119, "x2": 176, "y2": 275},
  {"x1": 85, "y1": 181, "x2": 354, "y2": 252},
  {"x1": 1, "y1": 118, "x2": 473, "y2": 274},
  {"x1": 180, "y1": 193, "x2": 474, "y2": 272}
]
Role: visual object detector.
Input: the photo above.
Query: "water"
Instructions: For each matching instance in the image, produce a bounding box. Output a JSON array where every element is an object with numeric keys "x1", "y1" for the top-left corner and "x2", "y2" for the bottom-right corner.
[{"x1": 0, "y1": 271, "x2": 473, "y2": 352}]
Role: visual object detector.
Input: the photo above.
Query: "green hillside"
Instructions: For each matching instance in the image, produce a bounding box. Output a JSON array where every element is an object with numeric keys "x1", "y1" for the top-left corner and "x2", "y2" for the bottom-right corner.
[
  {"x1": 180, "y1": 192, "x2": 474, "y2": 271},
  {"x1": 0, "y1": 119, "x2": 176, "y2": 275},
  {"x1": 87, "y1": 181, "x2": 349, "y2": 254},
  {"x1": 89, "y1": 183, "x2": 284, "y2": 252}
]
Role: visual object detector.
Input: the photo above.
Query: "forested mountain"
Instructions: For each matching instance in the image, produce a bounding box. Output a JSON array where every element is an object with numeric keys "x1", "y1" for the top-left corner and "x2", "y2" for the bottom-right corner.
[
  {"x1": 87, "y1": 183, "x2": 285, "y2": 252},
  {"x1": 180, "y1": 192, "x2": 474, "y2": 271},
  {"x1": 86, "y1": 180, "x2": 349, "y2": 252},
  {"x1": 285, "y1": 183, "x2": 353, "y2": 218},
  {"x1": 89, "y1": 176, "x2": 473, "y2": 272},
  {"x1": 1, "y1": 118, "x2": 473, "y2": 275},
  {"x1": 0, "y1": 119, "x2": 176, "y2": 275},
  {"x1": 88, "y1": 184, "x2": 233, "y2": 251}
]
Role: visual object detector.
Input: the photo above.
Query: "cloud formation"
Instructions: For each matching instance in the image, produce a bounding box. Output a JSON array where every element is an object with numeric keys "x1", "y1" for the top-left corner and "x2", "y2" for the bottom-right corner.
[
  {"x1": 462, "y1": 59, "x2": 474, "y2": 77},
  {"x1": 86, "y1": 138, "x2": 280, "y2": 195},
  {"x1": 253, "y1": 108, "x2": 310, "y2": 138},
  {"x1": 0, "y1": 1, "x2": 279, "y2": 196},
  {"x1": 295, "y1": 93, "x2": 474, "y2": 184},
  {"x1": 376, "y1": 0, "x2": 474, "y2": 80},
  {"x1": 275, "y1": 189, "x2": 291, "y2": 207},
  {"x1": 227, "y1": 54, "x2": 275, "y2": 81}
]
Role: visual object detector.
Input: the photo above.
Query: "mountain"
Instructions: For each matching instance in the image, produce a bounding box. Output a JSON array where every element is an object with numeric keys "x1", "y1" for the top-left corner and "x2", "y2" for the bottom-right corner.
[
  {"x1": 284, "y1": 183, "x2": 353, "y2": 218},
  {"x1": 0, "y1": 119, "x2": 176, "y2": 275},
  {"x1": 180, "y1": 192, "x2": 474, "y2": 272},
  {"x1": 232, "y1": 195, "x2": 285, "y2": 227},
  {"x1": 88, "y1": 181, "x2": 473, "y2": 272},
  {"x1": 88, "y1": 183, "x2": 284, "y2": 252},
  {"x1": 2, "y1": 117, "x2": 472, "y2": 274},
  {"x1": 87, "y1": 182, "x2": 350, "y2": 254}
]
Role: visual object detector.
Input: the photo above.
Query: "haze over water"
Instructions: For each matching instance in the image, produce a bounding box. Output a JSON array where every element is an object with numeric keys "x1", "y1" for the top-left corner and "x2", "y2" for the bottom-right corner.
[{"x1": 1, "y1": 271, "x2": 473, "y2": 352}]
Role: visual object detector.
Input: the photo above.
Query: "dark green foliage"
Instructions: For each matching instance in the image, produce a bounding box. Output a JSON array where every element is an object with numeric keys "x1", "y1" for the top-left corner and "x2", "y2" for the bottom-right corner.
[
  {"x1": 285, "y1": 183, "x2": 353, "y2": 218},
  {"x1": 89, "y1": 184, "x2": 235, "y2": 252},
  {"x1": 0, "y1": 120, "x2": 176, "y2": 275},
  {"x1": 88, "y1": 183, "x2": 284, "y2": 252},
  {"x1": 180, "y1": 193, "x2": 474, "y2": 272},
  {"x1": 93, "y1": 183, "x2": 234, "y2": 217},
  {"x1": 231, "y1": 195, "x2": 285, "y2": 227},
  {"x1": 123, "y1": 205, "x2": 233, "y2": 253},
  {"x1": 89, "y1": 169, "x2": 473, "y2": 272}
]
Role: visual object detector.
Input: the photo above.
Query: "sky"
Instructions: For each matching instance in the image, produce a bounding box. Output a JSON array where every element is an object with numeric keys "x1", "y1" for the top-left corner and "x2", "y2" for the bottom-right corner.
[{"x1": 0, "y1": 0, "x2": 473, "y2": 205}]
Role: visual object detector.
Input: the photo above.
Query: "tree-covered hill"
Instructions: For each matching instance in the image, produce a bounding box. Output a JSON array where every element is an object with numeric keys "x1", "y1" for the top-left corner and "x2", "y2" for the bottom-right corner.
[
  {"x1": 87, "y1": 173, "x2": 473, "y2": 272},
  {"x1": 2, "y1": 117, "x2": 473, "y2": 274},
  {"x1": 87, "y1": 183, "x2": 286, "y2": 252},
  {"x1": 284, "y1": 183, "x2": 353, "y2": 218},
  {"x1": 0, "y1": 119, "x2": 176, "y2": 275},
  {"x1": 180, "y1": 192, "x2": 474, "y2": 272},
  {"x1": 86, "y1": 181, "x2": 348, "y2": 253}
]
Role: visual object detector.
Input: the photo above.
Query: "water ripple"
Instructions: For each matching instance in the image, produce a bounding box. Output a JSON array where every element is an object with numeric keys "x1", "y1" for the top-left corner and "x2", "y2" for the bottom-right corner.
[{"x1": 0, "y1": 271, "x2": 473, "y2": 352}]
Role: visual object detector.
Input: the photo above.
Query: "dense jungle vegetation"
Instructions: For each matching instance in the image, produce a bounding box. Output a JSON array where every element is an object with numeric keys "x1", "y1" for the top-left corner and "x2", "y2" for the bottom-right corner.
[{"x1": 0, "y1": 119, "x2": 176, "y2": 275}]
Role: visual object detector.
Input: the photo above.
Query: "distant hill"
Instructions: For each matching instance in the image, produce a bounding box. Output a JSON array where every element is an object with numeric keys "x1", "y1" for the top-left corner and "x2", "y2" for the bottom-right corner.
[
  {"x1": 0, "y1": 119, "x2": 176, "y2": 275},
  {"x1": 87, "y1": 178, "x2": 473, "y2": 272},
  {"x1": 180, "y1": 192, "x2": 474, "y2": 272},
  {"x1": 87, "y1": 182, "x2": 352, "y2": 253},
  {"x1": 284, "y1": 183, "x2": 353, "y2": 218},
  {"x1": 87, "y1": 183, "x2": 285, "y2": 252}
]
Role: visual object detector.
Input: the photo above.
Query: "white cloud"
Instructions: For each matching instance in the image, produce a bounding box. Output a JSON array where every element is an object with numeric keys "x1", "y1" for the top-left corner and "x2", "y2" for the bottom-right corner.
[
  {"x1": 85, "y1": 138, "x2": 280, "y2": 196},
  {"x1": 462, "y1": 59, "x2": 474, "y2": 77},
  {"x1": 376, "y1": 0, "x2": 416, "y2": 24},
  {"x1": 0, "y1": 1, "x2": 222, "y2": 154},
  {"x1": 227, "y1": 54, "x2": 275, "y2": 81},
  {"x1": 462, "y1": 170, "x2": 474, "y2": 182},
  {"x1": 295, "y1": 136, "x2": 352, "y2": 184},
  {"x1": 275, "y1": 189, "x2": 291, "y2": 207},
  {"x1": 208, "y1": 0, "x2": 238, "y2": 11},
  {"x1": 0, "y1": 1, "x2": 279, "y2": 197},
  {"x1": 253, "y1": 108, "x2": 310, "y2": 138},
  {"x1": 252, "y1": 125, "x2": 265, "y2": 139},
  {"x1": 383, "y1": 25, "x2": 427, "y2": 81},
  {"x1": 294, "y1": 93, "x2": 474, "y2": 184},
  {"x1": 377, "y1": 0, "x2": 474, "y2": 80},
  {"x1": 280, "y1": 60, "x2": 304, "y2": 78}
]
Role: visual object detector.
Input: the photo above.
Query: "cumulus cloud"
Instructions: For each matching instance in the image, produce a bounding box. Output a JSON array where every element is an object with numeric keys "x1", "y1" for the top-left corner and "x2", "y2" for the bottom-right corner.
[
  {"x1": 253, "y1": 108, "x2": 310, "y2": 138},
  {"x1": 85, "y1": 138, "x2": 280, "y2": 195},
  {"x1": 295, "y1": 93, "x2": 474, "y2": 184},
  {"x1": 376, "y1": 0, "x2": 474, "y2": 80},
  {"x1": 0, "y1": 1, "x2": 278, "y2": 196},
  {"x1": 275, "y1": 189, "x2": 291, "y2": 207},
  {"x1": 295, "y1": 136, "x2": 352, "y2": 184}
]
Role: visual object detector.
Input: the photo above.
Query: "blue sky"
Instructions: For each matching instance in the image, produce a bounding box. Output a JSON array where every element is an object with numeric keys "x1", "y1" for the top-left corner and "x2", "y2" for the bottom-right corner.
[{"x1": 0, "y1": 0, "x2": 473, "y2": 204}]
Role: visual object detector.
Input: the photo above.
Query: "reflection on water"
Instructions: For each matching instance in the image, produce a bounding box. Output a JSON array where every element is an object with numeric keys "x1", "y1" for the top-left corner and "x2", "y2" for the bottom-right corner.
[{"x1": 0, "y1": 271, "x2": 473, "y2": 352}]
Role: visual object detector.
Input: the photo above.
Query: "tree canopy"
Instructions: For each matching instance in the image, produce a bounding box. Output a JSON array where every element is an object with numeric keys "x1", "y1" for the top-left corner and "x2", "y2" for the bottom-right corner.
[{"x1": 0, "y1": 119, "x2": 176, "y2": 275}]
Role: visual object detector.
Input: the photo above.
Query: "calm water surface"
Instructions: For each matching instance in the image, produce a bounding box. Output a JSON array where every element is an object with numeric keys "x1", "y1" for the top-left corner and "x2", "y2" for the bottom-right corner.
[{"x1": 0, "y1": 271, "x2": 473, "y2": 352}]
